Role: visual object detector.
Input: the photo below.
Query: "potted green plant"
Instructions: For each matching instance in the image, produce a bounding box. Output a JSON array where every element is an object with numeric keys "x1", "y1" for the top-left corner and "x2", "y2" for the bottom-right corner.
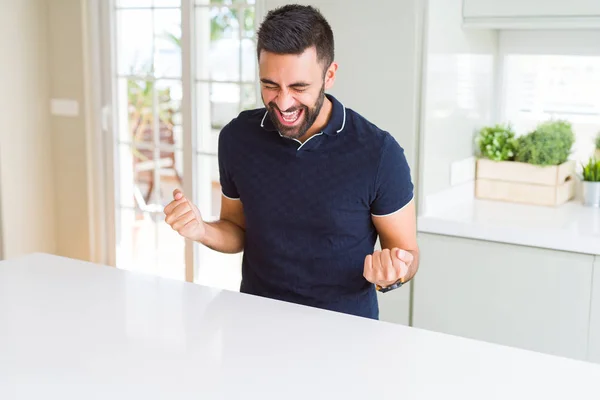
[
  {"x1": 581, "y1": 157, "x2": 600, "y2": 207},
  {"x1": 595, "y1": 132, "x2": 600, "y2": 160},
  {"x1": 475, "y1": 123, "x2": 517, "y2": 162},
  {"x1": 475, "y1": 120, "x2": 576, "y2": 207},
  {"x1": 514, "y1": 120, "x2": 575, "y2": 167}
]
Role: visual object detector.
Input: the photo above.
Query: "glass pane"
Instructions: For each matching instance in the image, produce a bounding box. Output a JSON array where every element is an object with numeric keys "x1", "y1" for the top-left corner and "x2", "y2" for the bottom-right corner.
[
  {"x1": 121, "y1": 143, "x2": 160, "y2": 209},
  {"x1": 116, "y1": 207, "x2": 158, "y2": 274},
  {"x1": 196, "y1": 155, "x2": 220, "y2": 219},
  {"x1": 119, "y1": 139, "x2": 181, "y2": 211},
  {"x1": 195, "y1": 244, "x2": 242, "y2": 291},
  {"x1": 129, "y1": 143, "x2": 183, "y2": 209},
  {"x1": 196, "y1": 6, "x2": 240, "y2": 81},
  {"x1": 119, "y1": 211, "x2": 183, "y2": 280},
  {"x1": 211, "y1": 82, "x2": 240, "y2": 127},
  {"x1": 117, "y1": 9, "x2": 154, "y2": 76},
  {"x1": 117, "y1": 144, "x2": 135, "y2": 209},
  {"x1": 154, "y1": 0, "x2": 181, "y2": 6},
  {"x1": 241, "y1": 83, "x2": 257, "y2": 111},
  {"x1": 241, "y1": 6, "x2": 255, "y2": 38},
  {"x1": 116, "y1": 0, "x2": 152, "y2": 7},
  {"x1": 195, "y1": 0, "x2": 256, "y2": 4},
  {"x1": 156, "y1": 216, "x2": 185, "y2": 281},
  {"x1": 503, "y1": 55, "x2": 600, "y2": 162},
  {"x1": 155, "y1": 79, "x2": 183, "y2": 148},
  {"x1": 154, "y1": 8, "x2": 182, "y2": 77},
  {"x1": 172, "y1": 103, "x2": 183, "y2": 148},
  {"x1": 117, "y1": 0, "x2": 181, "y2": 7},
  {"x1": 194, "y1": 154, "x2": 242, "y2": 291},
  {"x1": 124, "y1": 78, "x2": 155, "y2": 146},
  {"x1": 156, "y1": 148, "x2": 184, "y2": 207},
  {"x1": 196, "y1": 82, "x2": 241, "y2": 153},
  {"x1": 241, "y1": 38, "x2": 255, "y2": 82}
]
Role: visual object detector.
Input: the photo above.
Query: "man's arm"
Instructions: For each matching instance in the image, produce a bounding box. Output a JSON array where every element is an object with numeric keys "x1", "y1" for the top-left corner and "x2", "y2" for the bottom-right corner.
[
  {"x1": 202, "y1": 195, "x2": 246, "y2": 253},
  {"x1": 164, "y1": 190, "x2": 246, "y2": 254},
  {"x1": 364, "y1": 198, "x2": 420, "y2": 287},
  {"x1": 372, "y1": 198, "x2": 419, "y2": 281},
  {"x1": 363, "y1": 133, "x2": 418, "y2": 288}
]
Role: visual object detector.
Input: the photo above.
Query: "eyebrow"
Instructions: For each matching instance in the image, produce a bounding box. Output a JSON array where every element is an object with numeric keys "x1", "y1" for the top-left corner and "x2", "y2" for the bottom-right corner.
[{"x1": 260, "y1": 79, "x2": 311, "y2": 88}]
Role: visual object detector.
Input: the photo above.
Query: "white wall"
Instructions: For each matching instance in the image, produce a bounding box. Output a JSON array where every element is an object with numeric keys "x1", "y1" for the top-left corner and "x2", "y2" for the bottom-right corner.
[
  {"x1": 419, "y1": 0, "x2": 497, "y2": 202},
  {"x1": 0, "y1": 0, "x2": 93, "y2": 261},
  {"x1": 0, "y1": 0, "x2": 57, "y2": 258}
]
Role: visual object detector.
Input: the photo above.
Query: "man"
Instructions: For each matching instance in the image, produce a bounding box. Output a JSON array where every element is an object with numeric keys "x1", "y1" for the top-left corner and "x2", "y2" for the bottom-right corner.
[{"x1": 164, "y1": 4, "x2": 419, "y2": 320}]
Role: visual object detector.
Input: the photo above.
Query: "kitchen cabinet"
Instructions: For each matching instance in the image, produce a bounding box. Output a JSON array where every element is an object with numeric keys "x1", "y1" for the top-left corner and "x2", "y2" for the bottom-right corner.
[
  {"x1": 377, "y1": 283, "x2": 411, "y2": 325},
  {"x1": 462, "y1": 0, "x2": 600, "y2": 28},
  {"x1": 464, "y1": 0, "x2": 600, "y2": 18},
  {"x1": 413, "y1": 233, "x2": 594, "y2": 361},
  {"x1": 589, "y1": 256, "x2": 600, "y2": 363}
]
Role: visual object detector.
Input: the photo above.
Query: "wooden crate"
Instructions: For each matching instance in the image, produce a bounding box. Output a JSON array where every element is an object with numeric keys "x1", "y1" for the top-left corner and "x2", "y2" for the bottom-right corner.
[{"x1": 475, "y1": 159, "x2": 575, "y2": 206}]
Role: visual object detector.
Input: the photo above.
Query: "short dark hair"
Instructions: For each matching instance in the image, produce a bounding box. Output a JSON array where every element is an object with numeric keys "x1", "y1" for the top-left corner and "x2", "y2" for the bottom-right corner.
[{"x1": 256, "y1": 4, "x2": 334, "y2": 72}]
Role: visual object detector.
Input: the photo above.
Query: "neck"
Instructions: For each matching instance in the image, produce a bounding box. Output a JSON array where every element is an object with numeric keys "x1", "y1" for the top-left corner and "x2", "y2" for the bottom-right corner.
[{"x1": 298, "y1": 96, "x2": 333, "y2": 143}]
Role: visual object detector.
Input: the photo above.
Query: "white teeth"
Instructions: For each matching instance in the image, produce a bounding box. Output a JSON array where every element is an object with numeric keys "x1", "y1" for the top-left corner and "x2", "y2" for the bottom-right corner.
[{"x1": 281, "y1": 110, "x2": 299, "y2": 122}]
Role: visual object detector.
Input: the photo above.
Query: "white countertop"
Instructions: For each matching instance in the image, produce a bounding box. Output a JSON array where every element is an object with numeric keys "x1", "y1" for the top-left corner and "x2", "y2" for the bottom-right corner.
[
  {"x1": 2, "y1": 253, "x2": 600, "y2": 399},
  {"x1": 418, "y1": 183, "x2": 600, "y2": 255}
]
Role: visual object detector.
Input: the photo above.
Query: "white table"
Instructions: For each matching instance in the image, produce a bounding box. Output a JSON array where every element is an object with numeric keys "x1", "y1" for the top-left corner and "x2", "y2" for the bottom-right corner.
[{"x1": 1, "y1": 253, "x2": 600, "y2": 399}]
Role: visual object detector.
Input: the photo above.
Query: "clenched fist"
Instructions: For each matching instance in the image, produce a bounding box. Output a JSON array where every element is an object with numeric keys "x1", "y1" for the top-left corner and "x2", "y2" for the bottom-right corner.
[
  {"x1": 363, "y1": 248, "x2": 413, "y2": 288},
  {"x1": 164, "y1": 189, "x2": 206, "y2": 242}
]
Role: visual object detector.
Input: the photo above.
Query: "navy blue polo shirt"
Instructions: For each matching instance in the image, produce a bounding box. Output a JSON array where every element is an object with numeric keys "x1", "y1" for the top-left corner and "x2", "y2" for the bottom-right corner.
[{"x1": 218, "y1": 94, "x2": 414, "y2": 319}]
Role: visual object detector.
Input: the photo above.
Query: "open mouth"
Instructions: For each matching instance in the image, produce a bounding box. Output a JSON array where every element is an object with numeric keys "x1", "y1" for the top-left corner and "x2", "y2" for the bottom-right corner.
[{"x1": 275, "y1": 108, "x2": 304, "y2": 127}]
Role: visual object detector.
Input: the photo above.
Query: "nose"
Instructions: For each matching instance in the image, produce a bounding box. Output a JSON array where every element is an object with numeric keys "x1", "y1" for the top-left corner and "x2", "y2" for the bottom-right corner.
[{"x1": 275, "y1": 89, "x2": 296, "y2": 112}]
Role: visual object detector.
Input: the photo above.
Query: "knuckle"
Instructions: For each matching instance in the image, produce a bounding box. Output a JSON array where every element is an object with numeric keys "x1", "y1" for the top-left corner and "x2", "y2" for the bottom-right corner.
[
  {"x1": 373, "y1": 259, "x2": 381, "y2": 269},
  {"x1": 395, "y1": 262, "x2": 403, "y2": 274},
  {"x1": 386, "y1": 270, "x2": 396, "y2": 282}
]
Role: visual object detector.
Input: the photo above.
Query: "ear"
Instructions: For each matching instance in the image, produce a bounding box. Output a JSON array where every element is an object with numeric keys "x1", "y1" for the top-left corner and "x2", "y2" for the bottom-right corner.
[{"x1": 324, "y1": 62, "x2": 338, "y2": 90}]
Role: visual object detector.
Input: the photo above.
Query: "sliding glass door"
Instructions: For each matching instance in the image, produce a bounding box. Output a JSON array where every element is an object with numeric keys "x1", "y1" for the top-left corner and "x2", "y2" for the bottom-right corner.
[{"x1": 103, "y1": 0, "x2": 257, "y2": 289}]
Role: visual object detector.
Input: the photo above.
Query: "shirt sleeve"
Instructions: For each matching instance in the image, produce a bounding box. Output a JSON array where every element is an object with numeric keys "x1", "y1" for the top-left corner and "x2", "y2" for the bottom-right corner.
[
  {"x1": 218, "y1": 124, "x2": 240, "y2": 200},
  {"x1": 370, "y1": 134, "x2": 414, "y2": 216}
]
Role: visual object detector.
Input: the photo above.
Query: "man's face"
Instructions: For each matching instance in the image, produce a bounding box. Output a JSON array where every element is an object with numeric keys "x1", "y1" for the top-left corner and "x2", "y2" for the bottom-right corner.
[{"x1": 258, "y1": 47, "x2": 335, "y2": 140}]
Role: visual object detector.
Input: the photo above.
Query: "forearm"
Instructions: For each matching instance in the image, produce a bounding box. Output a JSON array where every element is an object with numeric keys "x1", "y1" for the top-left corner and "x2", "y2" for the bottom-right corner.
[{"x1": 199, "y1": 219, "x2": 245, "y2": 254}]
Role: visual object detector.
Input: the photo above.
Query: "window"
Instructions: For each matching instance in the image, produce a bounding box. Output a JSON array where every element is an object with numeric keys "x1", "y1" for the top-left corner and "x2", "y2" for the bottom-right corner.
[
  {"x1": 499, "y1": 31, "x2": 600, "y2": 163},
  {"x1": 105, "y1": 0, "x2": 258, "y2": 288}
]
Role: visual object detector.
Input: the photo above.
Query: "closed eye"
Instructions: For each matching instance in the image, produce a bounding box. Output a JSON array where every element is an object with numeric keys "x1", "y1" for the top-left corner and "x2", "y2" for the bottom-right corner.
[
  {"x1": 290, "y1": 84, "x2": 310, "y2": 90},
  {"x1": 261, "y1": 79, "x2": 311, "y2": 92}
]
